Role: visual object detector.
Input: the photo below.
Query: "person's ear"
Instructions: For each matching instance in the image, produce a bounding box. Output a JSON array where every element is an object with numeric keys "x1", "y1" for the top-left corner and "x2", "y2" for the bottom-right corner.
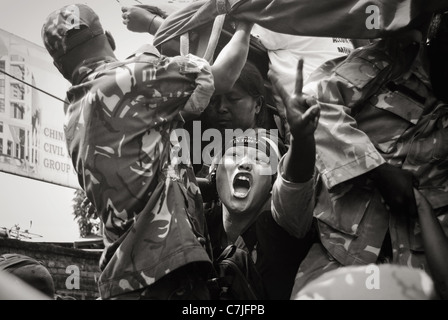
[
  {"x1": 255, "y1": 96, "x2": 264, "y2": 114},
  {"x1": 105, "y1": 30, "x2": 116, "y2": 51}
]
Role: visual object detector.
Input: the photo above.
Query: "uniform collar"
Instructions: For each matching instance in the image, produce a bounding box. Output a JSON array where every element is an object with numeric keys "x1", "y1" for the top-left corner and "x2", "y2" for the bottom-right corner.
[
  {"x1": 70, "y1": 44, "x2": 160, "y2": 85},
  {"x1": 71, "y1": 56, "x2": 117, "y2": 85},
  {"x1": 125, "y1": 44, "x2": 161, "y2": 59}
]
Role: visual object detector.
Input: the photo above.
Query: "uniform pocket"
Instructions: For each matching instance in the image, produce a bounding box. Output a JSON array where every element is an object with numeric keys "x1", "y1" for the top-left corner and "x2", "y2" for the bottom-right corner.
[
  {"x1": 334, "y1": 48, "x2": 390, "y2": 90},
  {"x1": 355, "y1": 89, "x2": 424, "y2": 154},
  {"x1": 314, "y1": 181, "x2": 371, "y2": 236},
  {"x1": 409, "y1": 128, "x2": 448, "y2": 164},
  {"x1": 407, "y1": 108, "x2": 448, "y2": 165}
]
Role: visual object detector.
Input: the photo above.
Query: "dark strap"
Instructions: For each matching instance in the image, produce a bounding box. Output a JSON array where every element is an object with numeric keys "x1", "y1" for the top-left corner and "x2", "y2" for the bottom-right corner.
[
  {"x1": 179, "y1": 14, "x2": 226, "y2": 64},
  {"x1": 236, "y1": 222, "x2": 258, "y2": 253}
]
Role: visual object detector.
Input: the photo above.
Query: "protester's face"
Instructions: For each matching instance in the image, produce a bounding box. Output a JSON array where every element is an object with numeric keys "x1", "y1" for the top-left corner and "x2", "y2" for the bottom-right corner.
[
  {"x1": 205, "y1": 84, "x2": 260, "y2": 131},
  {"x1": 216, "y1": 145, "x2": 272, "y2": 214}
]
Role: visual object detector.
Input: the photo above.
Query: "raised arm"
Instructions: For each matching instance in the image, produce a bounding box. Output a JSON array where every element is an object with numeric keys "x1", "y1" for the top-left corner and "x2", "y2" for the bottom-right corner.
[
  {"x1": 210, "y1": 21, "x2": 253, "y2": 95},
  {"x1": 270, "y1": 59, "x2": 319, "y2": 238},
  {"x1": 121, "y1": 6, "x2": 165, "y2": 35},
  {"x1": 121, "y1": 6, "x2": 252, "y2": 95},
  {"x1": 274, "y1": 59, "x2": 319, "y2": 183}
]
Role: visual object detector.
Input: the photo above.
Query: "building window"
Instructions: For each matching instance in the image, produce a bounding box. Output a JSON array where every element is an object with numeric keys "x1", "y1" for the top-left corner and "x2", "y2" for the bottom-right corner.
[
  {"x1": 0, "y1": 121, "x2": 2, "y2": 133},
  {"x1": 19, "y1": 128, "x2": 25, "y2": 143},
  {"x1": 19, "y1": 129, "x2": 25, "y2": 160},
  {"x1": 11, "y1": 103, "x2": 24, "y2": 120},
  {"x1": 10, "y1": 65, "x2": 24, "y2": 81},
  {"x1": 0, "y1": 99, "x2": 4, "y2": 113},
  {"x1": 7, "y1": 140, "x2": 12, "y2": 156},
  {"x1": 0, "y1": 60, "x2": 5, "y2": 71},
  {"x1": 10, "y1": 55, "x2": 24, "y2": 62},
  {"x1": 0, "y1": 138, "x2": 3, "y2": 154},
  {"x1": 0, "y1": 79, "x2": 4, "y2": 95},
  {"x1": 15, "y1": 143, "x2": 19, "y2": 158},
  {"x1": 11, "y1": 84, "x2": 25, "y2": 100}
]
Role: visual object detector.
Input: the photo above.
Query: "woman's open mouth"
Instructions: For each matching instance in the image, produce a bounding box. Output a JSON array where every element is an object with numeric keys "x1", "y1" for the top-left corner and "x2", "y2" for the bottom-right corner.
[{"x1": 232, "y1": 172, "x2": 252, "y2": 199}]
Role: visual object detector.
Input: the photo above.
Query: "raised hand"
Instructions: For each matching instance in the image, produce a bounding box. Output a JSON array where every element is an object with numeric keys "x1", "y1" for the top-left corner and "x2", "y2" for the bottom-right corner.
[
  {"x1": 275, "y1": 59, "x2": 319, "y2": 183},
  {"x1": 272, "y1": 59, "x2": 320, "y2": 141},
  {"x1": 121, "y1": 6, "x2": 156, "y2": 33}
]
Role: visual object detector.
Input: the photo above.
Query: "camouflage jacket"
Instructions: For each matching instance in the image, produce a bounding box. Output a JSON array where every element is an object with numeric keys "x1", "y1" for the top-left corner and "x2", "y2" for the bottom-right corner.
[
  {"x1": 65, "y1": 46, "x2": 214, "y2": 299},
  {"x1": 303, "y1": 38, "x2": 448, "y2": 268}
]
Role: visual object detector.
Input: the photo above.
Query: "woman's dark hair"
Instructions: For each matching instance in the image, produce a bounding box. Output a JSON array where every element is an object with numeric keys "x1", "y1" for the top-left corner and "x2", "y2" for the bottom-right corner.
[
  {"x1": 234, "y1": 60, "x2": 268, "y2": 128},
  {"x1": 135, "y1": 4, "x2": 168, "y2": 19}
]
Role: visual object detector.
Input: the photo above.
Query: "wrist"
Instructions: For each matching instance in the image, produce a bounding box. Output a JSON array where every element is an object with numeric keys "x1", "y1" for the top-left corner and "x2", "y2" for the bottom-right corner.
[
  {"x1": 290, "y1": 133, "x2": 314, "y2": 146},
  {"x1": 283, "y1": 148, "x2": 315, "y2": 183},
  {"x1": 147, "y1": 14, "x2": 157, "y2": 34},
  {"x1": 234, "y1": 22, "x2": 253, "y2": 34}
]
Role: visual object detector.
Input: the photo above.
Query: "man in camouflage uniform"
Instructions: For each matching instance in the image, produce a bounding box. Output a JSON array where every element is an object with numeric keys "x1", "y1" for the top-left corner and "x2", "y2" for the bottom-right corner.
[
  {"x1": 288, "y1": 12, "x2": 448, "y2": 298},
  {"x1": 41, "y1": 4, "x2": 253, "y2": 299}
]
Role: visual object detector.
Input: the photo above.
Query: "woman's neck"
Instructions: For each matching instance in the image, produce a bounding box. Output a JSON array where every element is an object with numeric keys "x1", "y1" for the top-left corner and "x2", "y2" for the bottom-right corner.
[{"x1": 221, "y1": 198, "x2": 269, "y2": 244}]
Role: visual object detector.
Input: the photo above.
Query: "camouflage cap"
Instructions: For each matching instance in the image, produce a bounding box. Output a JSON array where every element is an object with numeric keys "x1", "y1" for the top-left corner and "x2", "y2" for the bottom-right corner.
[
  {"x1": 41, "y1": 4, "x2": 104, "y2": 60},
  {"x1": 0, "y1": 253, "x2": 55, "y2": 297}
]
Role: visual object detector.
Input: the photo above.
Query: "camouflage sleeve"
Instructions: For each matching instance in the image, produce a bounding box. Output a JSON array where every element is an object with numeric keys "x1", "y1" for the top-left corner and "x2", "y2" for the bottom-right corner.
[
  {"x1": 180, "y1": 54, "x2": 215, "y2": 117},
  {"x1": 303, "y1": 51, "x2": 387, "y2": 190},
  {"x1": 271, "y1": 155, "x2": 315, "y2": 239}
]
